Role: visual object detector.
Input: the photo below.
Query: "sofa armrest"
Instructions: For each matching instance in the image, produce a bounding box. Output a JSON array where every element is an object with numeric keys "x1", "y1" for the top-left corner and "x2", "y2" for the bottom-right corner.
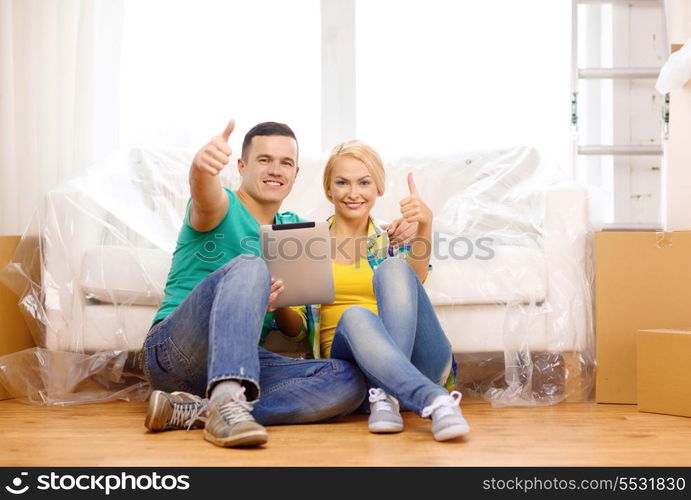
[
  {"x1": 542, "y1": 184, "x2": 591, "y2": 352},
  {"x1": 43, "y1": 187, "x2": 108, "y2": 351}
]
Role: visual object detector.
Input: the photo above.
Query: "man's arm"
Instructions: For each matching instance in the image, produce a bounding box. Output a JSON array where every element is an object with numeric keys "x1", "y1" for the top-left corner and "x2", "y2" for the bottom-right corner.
[{"x1": 188, "y1": 120, "x2": 235, "y2": 232}]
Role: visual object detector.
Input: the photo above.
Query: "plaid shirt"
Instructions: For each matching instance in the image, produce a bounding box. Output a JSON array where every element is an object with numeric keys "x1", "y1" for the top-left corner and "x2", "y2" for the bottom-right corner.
[{"x1": 271, "y1": 216, "x2": 456, "y2": 391}]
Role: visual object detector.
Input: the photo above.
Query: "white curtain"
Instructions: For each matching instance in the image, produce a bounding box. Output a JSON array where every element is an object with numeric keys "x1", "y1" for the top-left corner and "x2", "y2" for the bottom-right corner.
[{"x1": 0, "y1": 0, "x2": 123, "y2": 236}]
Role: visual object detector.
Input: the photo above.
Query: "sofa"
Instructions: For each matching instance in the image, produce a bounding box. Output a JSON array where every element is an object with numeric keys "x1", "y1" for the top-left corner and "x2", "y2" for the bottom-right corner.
[{"x1": 3, "y1": 146, "x2": 593, "y2": 406}]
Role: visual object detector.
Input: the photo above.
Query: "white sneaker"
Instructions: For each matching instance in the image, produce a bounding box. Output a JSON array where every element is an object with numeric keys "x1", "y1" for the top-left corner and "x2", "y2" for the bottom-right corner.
[
  {"x1": 368, "y1": 388, "x2": 404, "y2": 433},
  {"x1": 421, "y1": 390, "x2": 469, "y2": 441}
]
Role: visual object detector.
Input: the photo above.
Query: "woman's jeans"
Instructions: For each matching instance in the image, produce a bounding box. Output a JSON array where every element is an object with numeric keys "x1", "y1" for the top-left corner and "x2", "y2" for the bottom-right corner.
[
  {"x1": 330, "y1": 258, "x2": 453, "y2": 415},
  {"x1": 142, "y1": 255, "x2": 365, "y2": 425}
]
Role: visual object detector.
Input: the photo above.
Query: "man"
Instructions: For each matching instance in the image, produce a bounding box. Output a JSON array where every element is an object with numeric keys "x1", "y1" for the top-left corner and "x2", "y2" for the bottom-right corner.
[{"x1": 141, "y1": 120, "x2": 369, "y2": 448}]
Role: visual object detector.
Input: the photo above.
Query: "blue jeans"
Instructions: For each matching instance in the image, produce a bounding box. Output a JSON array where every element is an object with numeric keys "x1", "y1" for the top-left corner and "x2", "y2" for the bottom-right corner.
[
  {"x1": 330, "y1": 258, "x2": 453, "y2": 415},
  {"x1": 142, "y1": 255, "x2": 366, "y2": 425}
]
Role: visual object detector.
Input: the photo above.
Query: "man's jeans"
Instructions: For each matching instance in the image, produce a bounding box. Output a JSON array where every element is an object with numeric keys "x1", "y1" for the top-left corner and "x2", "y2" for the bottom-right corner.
[
  {"x1": 330, "y1": 258, "x2": 453, "y2": 415},
  {"x1": 142, "y1": 255, "x2": 365, "y2": 425}
]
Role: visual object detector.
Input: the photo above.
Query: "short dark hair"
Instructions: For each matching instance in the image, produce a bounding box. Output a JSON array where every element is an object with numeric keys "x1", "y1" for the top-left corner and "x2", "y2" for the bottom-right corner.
[{"x1": 241, "y1": 122, "x2": 298, "y2": 161}]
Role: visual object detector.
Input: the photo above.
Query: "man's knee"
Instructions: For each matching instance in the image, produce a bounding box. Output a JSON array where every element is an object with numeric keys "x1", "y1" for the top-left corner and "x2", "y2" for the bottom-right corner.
[{"x1": 222, "y1": 254, "x2": 270, "y2": 286}]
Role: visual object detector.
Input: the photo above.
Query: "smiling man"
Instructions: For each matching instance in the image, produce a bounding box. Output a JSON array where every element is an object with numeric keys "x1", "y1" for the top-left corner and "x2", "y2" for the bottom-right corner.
[{"x1": 140, "y1": 121, "x2": 366, "y2": 448}]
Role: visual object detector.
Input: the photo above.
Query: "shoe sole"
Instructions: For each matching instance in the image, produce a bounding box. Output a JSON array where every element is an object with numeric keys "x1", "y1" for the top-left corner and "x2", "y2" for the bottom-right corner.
[
  {"x1": 144, "y1": 390, "x2": 167, "y2": 432},
  {"x1": 369, "y1": 421, "x2": 404, "y2": 433},
  {"x1": 434, "y1": 423, "x2": 470, "y2": 442},
  {"x1": 203, "y1": 428, "x2": 268, "y2": 448}
]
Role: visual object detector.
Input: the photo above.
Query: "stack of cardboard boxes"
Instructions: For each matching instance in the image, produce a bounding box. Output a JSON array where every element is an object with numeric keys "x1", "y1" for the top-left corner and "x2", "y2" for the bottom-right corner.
[
  {"x1": 595, "y1": 232, "x2": 691, "y2": 417},
  {"x1": 596, "y1": 16, "x2": 691, "y2": 418}
]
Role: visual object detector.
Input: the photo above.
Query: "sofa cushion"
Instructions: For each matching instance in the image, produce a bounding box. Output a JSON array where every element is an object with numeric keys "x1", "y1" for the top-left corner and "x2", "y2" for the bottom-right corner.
[
  {"x1": 82, "y1": 304, "x2": 156, "y2": 351},
  {"x1": 80, "y1": 242, "x2": 546, "y2": 308},
  {"x1": 80, "y1": 246, "x2": 170, "y2": 306},
  {"x1": 424, "y1": 244, "x2": 546, "y2": 305}
]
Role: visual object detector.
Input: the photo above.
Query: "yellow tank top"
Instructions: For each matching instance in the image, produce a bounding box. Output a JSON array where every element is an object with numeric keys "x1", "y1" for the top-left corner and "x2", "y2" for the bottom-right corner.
[{"x1": 319, "y1": 259, "x2": 378, "y2": 358}]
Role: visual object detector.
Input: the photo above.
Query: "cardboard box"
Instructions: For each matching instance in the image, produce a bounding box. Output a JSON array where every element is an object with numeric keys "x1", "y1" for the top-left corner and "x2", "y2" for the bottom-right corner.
[
  {"x1": 595, "y1": 231, "x2": 691, "y2": 403},
  {"x1": 637, "y1": 328, "x2": 691, "y2": 418},
  {"x1": 0, "y1": 235, "x2": 36, "y2": 400}
]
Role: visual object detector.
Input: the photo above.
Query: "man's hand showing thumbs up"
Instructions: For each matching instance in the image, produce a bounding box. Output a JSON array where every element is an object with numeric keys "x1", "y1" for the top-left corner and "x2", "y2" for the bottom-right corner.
[
  {"x1": 188, "y1": 120, "x2": 235, "y2": 232},
  {"x1": 399, "y1": 173, "x2": 433, "y2": 231},
  {"x1": 192, "y1": 119, "x2": 235, "y2": 176}
]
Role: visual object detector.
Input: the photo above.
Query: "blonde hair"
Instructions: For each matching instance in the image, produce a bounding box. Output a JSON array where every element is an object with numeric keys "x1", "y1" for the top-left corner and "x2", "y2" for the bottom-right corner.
[{"x1": 323, "y1": 140, "x2": 385, "y2": 201}]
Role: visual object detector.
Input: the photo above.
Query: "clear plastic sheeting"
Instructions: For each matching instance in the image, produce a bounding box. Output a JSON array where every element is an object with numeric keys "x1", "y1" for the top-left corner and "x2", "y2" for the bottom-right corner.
[
  {"x1": 0, "y1": 348, "x2": 149, "y2": 406},
  {"x1": 0, "y1": 146, "x2": 594, "y2": 407},
  {"x1": 0, "y1": 149, "x2": 204, "y2": 405}
]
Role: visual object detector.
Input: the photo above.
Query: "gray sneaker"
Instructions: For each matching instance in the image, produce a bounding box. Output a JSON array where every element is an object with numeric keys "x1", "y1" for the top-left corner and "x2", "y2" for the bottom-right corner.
[
  {"x1": 368, "y1": 387, "x2": 404, "y2": 433},
  {"x1": 203, "y1": 391, "x2": 268, "y2": 448},
  {"x1": 145, "y1": 390, "x2": 209, "y2": 432},
  {"x1": 171, "y1": 391, "x2": 208, "y2": 428},
  {"x1": 421, "y1": 390, "x2": 470, "y2": 441}
]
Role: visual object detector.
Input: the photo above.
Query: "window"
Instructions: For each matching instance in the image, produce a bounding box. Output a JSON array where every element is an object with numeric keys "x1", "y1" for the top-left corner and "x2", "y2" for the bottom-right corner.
[
  {"x1": 119, "y1": 0, "x2": 573, "y2": 171},
  {"x1": 355, "y1": 0, "x2": 572, "y2": 170},
  {"x1": 119, "y1": 0, "x2": 321, "y2": 153}
]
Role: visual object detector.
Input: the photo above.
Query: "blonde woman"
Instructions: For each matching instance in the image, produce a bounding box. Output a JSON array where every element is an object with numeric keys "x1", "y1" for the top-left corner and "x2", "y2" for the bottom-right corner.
[{"x1": 276, "y1": 140, "x2": 469, "y2": 441}]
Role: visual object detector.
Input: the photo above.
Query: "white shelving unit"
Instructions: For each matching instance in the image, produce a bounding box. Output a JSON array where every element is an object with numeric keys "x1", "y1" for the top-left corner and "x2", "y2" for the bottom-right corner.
[{"x1": 571, "y1": 0, "x2": 669, "y2": 224}]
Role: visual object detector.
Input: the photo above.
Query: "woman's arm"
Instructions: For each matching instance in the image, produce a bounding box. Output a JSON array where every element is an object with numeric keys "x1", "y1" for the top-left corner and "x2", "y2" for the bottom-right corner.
[
  {"x1": 274, "y1": 307, "x2": 304, "y2": 338},
  {"x1": 406, "y1": 220, "x2": 432, "y2": 283},
  {"x1": 399, "y1": 173, "x2": 433, "y2": 283}
]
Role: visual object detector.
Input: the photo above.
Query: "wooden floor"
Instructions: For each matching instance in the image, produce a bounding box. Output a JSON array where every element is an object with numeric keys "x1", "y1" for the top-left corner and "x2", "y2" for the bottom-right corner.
[{"x1": 1, "y1": 398, "x2": 690, "y2": 467}]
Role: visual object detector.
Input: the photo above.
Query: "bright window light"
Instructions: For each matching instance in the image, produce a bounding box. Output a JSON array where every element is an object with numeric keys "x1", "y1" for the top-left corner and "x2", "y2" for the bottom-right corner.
[
  {"x1": 120, "y1": 0, "x2": 572, "y2": 170},
  {"x1": 120, "y1": 0, "x2": 321, "y2": 154},
  {"x1": 355, "y1": 0, "x2": 572, "y2": 171}
]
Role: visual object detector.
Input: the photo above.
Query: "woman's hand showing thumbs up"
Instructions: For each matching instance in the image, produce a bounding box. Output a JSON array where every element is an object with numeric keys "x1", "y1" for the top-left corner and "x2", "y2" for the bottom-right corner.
[
  {"x1": 399, "y1": 173, "x2": 433, "y2": 232},
  {"x1": 397, "y1": 172, "x2": 433, "y2": 283}
]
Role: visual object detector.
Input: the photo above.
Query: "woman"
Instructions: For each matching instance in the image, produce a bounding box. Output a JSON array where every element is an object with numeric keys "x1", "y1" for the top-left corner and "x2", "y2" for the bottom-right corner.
[{"x1": 276, "y1": 140, "x2": 469, "y2": 441}]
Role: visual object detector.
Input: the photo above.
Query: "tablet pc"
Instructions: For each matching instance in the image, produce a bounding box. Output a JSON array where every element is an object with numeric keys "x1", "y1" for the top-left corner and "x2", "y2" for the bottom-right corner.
[{"x1": 260, "y1": 221, "x2": 335, "y2": 308}]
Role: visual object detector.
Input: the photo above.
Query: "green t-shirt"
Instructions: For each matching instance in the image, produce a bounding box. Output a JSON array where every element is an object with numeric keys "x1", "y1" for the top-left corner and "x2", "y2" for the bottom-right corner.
[{"x1": 152, "y1": 188, "x2": 304, "y2": 340}]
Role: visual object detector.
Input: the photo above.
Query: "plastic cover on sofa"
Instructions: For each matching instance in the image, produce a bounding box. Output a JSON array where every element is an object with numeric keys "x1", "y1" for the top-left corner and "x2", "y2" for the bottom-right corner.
[{"x1": 0, "y1": 146, "x2": 594, "y2": 407}]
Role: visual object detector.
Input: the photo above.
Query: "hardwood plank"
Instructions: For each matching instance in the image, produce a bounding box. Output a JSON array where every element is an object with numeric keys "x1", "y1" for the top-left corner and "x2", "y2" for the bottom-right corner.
[{"x1": 1, "y1": 399, "x2": 690, "y2": 467}]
